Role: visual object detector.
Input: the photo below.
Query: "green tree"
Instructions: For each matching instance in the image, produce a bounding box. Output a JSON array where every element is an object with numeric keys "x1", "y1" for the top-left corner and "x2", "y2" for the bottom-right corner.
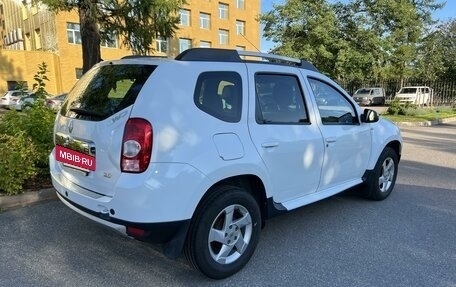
[
  {"x1": 261, "y1": 0, "x2": 342, "y2": 77},
  {"x1": 33, "y1": 62, "x2": 50, "y2": 99},
  {"x1": 261, "y1": 0, "x2": 445, "y2": 82},
  {"x1": 41, "y1": 0, "x2": 184, "y2": 73},
  {"x1": 440, "y1": 19, "x2": 456, "y2": 80}
]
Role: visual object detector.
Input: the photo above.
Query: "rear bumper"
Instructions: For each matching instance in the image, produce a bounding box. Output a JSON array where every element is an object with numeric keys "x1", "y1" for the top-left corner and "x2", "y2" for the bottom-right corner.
[
  {"x1": 57, "y1": 192, "x2": 190, "y2": 243},
  {"x1": 49, "y1": 149, "x2": 207, "y2": 242}
]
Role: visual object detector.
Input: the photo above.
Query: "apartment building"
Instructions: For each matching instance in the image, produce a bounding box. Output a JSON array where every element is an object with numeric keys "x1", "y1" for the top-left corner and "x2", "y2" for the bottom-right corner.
[{"x1": 0, "y1": 0, "x2": 261, "y2": 94}]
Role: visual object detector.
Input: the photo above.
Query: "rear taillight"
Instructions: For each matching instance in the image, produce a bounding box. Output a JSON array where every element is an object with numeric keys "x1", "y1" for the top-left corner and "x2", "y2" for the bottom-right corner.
[{"x1": 121, "y1": 118, "x2": 152, "y2": 173}]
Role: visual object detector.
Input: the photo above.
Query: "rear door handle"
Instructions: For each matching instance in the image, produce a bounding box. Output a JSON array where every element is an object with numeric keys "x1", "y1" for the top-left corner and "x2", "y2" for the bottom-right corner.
[
  {"x1": 261, "y1": 142, "x2": 279, "y2": 148},
  {"x1": 325, "y1": 137, "x2": 337, "y2": 143}
]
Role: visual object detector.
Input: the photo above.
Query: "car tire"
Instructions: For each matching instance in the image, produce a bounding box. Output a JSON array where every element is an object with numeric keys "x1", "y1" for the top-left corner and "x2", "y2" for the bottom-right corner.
[
  {"x1": 363, "y1": 147, "x2": 398, "y2": 201},
  {"x1": 184, "y1": 185, "x2": 261, "y2": 279}
]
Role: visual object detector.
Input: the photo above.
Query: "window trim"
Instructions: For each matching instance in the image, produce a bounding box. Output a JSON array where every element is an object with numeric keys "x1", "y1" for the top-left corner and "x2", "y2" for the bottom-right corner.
[
  {"x1": 179, "y1": 9, "x2": 191, "y2": 26},
  {"x1": 218, "y1": 3, "x2": 228, "y2": 19},
  {"x1": 66, "y1": 22, "x2": 81, "y2": 45},
  {"x1": 236, "y1": 20, "x2": 245, "y2": 35},
  {"x1": 255, "y1": 72, "x2": 311, "y2": 125},
  {"x1": 199, "y1": 12, "x2": 210, "y2": 29}
]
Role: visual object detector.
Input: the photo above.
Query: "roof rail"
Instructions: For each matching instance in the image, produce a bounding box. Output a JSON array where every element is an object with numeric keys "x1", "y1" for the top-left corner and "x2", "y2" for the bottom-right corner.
[
  {"x1": 175, "y1": 48, "x2": 319, "y2": 72},
  {"x1": 237, "y1": 51, "x2": 319, "y2": 72},
  {"x1": 121, "y1": 55, "x2": 169, "y2": 59},
  {"x1": 175, "y1": 48, "x2": 242, "y2": 62}
]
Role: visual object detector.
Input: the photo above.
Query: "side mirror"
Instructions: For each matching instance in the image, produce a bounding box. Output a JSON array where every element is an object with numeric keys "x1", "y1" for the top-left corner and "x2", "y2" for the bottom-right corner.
[{"x1": 362, "y1": 109, "x2": 379, "y2": 123}]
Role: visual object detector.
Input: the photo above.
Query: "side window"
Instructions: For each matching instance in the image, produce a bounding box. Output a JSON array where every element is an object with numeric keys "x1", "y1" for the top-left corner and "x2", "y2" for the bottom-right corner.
[
  {"x1": 255, "y1": 74, "x2": 309, "y2": 124},
  {"x1": 308, "y1": 78, "x2": 358, "y2": 125},
  {"x1": 194, "y1": 72, "x2": 242, "y2": 122}
]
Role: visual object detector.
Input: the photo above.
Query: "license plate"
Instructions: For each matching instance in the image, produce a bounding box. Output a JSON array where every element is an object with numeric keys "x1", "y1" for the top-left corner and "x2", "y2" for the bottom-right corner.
[{"x1": 56, "y1": 145, "x2": 96, "y2": 171}]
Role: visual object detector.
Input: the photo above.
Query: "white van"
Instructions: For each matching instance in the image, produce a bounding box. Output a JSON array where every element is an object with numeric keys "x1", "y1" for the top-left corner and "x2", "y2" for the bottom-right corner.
[{"x1": 395, "y1": 86, "x2": 431, "y2": 105}]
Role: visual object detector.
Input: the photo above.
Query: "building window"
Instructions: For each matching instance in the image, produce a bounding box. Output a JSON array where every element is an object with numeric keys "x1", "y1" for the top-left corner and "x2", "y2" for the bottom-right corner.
[
  {"x1": 218, "y1": 3, "x2": 228, "y2": 19},
  {"x1": 156, "y1": 37, "x2": 168, "y2": 53},
  {"x1": 200, "y1": 41, "x2": 211, "y2": 48},
  {"x1": 236, "y1": 0, "x2": 245, "y2": 9},
  {"x1": 236, "y1": 20, "x2": 245, "y2": 35},
  {"x1": 180, "y1": 9, "x2": 190, "y2": 26},
  {"x1": 75, "y1": 68, "x2": 83, "y2": 79},
  {"x1": 236, "y1": 45, "x2": 245, "y2": 51},
  {"x1": 25, "y1": 33, "x2": 31, "y2": 51},
  {"x1": 200, "y1": 12, "x2": 210, "y2": 29},
  {"x1": 67, "y1": 23, "x2": 81, "y2": 44},
  {"x1": 34, "y1": 28, "x2": 41, "y2": 49},
  {"x1": 179, "y1": 38, "x2": 192, "y2": 53},
  {"x1": 219, "y1": 29, "x2": 229, "y2": 45},
  {"x1": 101, "y1": 32, "x2": 117, "y2": 48}
]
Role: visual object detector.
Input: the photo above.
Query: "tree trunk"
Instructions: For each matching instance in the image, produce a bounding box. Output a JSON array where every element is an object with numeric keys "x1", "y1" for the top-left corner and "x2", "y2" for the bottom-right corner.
[{"x1": 79, "y1": 0, "x2": 101, "y2": 74}]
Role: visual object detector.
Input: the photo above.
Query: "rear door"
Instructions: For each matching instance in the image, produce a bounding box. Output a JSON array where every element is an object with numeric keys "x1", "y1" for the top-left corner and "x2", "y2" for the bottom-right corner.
[
  {"x1": 247, "y1": 64, "x2": 325, "y2": 203},
  {"x1": 54, "y1": 63, "x2": 156, "y2": 196}
]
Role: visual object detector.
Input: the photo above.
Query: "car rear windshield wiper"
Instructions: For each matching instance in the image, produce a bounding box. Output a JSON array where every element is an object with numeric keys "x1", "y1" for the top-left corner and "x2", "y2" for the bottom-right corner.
[{"x1": 69, "y1": 108, "x2": 105, "y2": 118}]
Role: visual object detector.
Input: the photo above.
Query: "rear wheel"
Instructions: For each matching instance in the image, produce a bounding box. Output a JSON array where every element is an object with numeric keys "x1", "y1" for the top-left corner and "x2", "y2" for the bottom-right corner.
[
  {"x1": 364, "y1": 147, "x2": 398, "y2": 200},
  {"x1": 184, "y1": 186, "x2": 261, "y2": 279}
]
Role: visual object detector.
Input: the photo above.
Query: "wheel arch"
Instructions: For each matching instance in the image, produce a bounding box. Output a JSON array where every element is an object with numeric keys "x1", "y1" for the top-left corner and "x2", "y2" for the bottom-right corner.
[{"x1": 194, "y1": 175, "x2": 268, "y2": 227}]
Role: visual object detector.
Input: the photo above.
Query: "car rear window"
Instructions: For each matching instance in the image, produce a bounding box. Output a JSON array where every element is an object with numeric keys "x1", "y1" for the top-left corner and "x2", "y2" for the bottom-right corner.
[
  {"x1": 400, "y1": 88, "x2": 417, "y2": 94},
  {"x1": 60, "y1": 64, "x2": 156, "y2": 121}
]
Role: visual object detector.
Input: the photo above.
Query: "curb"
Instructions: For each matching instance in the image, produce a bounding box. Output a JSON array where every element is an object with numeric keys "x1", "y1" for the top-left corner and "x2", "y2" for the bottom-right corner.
[
  {"x1": 0, "y1": 188, "x2": 58, "y2": 212},
  {"x1": 395, "y1": 116, "x2": 456, "y2": 127}
]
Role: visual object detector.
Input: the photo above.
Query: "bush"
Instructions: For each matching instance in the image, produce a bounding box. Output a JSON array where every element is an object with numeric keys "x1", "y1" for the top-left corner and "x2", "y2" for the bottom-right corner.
[
  {"x1": 387, "y1": 100, "x2": 418, "y2": 116},
  {"x1": 0, "y1": 133, "x2": 39, "y2": 195},
  {"x1": 387, "y1": 99, "x2": 401, "y2": 115},
  {"x1": 0, "y1": 101, "x2": 55, "y2": 175}
]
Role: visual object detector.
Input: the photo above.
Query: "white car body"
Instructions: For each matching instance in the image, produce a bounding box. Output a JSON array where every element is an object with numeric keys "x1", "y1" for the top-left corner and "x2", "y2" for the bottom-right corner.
[
  {"x1": 0, "y1": 90, "x2": 32, "y2": 108},
  {"x1": 49, "y1": 48, "x2": 402, "y2": 278},
  {"x1": 395, "y1": 86, "x2": 431, "y2": 105}
]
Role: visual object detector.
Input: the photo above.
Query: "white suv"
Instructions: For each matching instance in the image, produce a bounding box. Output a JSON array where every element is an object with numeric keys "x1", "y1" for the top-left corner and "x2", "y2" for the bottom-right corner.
[{"x1": 50, "y1": 48, "x2": 402, "y2": 279}]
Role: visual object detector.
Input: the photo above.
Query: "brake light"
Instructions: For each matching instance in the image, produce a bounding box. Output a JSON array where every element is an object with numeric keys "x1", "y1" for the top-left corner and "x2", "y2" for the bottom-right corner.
[{"x1": 121, "y1": 118, "x2": 152, "y2": 173}]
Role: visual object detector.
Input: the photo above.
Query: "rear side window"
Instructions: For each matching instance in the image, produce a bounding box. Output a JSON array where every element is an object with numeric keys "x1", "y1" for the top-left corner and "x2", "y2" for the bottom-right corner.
[
  {"x1": 194, "y1": 72, "x2": 242, "y2": 123},
  {"x1": 61, "y1": 64, "x2": 156, "y2": 121},
  {"x1": 255, "y1": 74, "x2": 309, "y2": 124}
]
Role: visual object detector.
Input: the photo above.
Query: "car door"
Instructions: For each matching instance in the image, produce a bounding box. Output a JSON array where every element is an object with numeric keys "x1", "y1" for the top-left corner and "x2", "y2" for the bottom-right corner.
[
  {"x1": 306, "y1": 77, "x2": 371, "y2": 191},
  {"x1": 247, "y1": 64, "x2": 325, "y2": 203}
]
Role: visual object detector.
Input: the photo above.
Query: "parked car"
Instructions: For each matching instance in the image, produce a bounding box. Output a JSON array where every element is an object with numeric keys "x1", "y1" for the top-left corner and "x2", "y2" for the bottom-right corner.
[
  {"x1": 0, "y1": 90, "x2": 32, "y2": 108},
  {"x1": 9, "y1": 93, "x2": 39, "y2": 111},
  {"x1": 353, "y1": 87, "x2": 386, "y2": 106},
  {"x1": 49, "y1": 48, "x2": 402, "y2": 279},
  {"x1": 46, "y1": 93, "x2": 68, "y2": 111},
  {"x1": 395, "y1": 86, "x2": 431, "y2": 105}
]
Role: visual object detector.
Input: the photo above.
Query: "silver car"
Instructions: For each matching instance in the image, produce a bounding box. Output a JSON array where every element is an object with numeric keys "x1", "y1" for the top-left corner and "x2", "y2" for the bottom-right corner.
[
  {"x1": 353, "y1": 87, "x2": 385, "y2": 106},
  {"x1": 46, "y1": 93, "x2": 68, "y2": 111}
]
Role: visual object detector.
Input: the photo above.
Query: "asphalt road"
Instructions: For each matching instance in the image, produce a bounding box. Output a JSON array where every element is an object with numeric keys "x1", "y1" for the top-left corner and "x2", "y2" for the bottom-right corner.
[{"x1": 1, "y1": 123, "x2": 455, "y2": 287}]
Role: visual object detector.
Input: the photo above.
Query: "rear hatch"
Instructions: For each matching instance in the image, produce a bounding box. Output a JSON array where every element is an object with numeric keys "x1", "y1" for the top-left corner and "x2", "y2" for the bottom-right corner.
[{"x1": 54, "y1": 62, "x2": 156, "y2": 196}]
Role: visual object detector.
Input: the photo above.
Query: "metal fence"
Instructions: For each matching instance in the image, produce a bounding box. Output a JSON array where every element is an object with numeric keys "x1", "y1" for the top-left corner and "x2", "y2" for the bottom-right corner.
[{"x1": 340, "y1": 79, "x2": 456, "y2": 106}]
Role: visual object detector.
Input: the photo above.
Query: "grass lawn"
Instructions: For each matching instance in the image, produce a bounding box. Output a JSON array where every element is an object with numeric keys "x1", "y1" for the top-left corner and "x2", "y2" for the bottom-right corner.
[{"x1": 381, "y1": 107, "x2": 456, "y2": 122}]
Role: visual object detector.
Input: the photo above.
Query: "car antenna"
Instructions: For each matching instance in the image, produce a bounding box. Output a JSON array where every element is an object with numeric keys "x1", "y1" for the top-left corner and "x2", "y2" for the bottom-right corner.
[{"x1": 241, "y1": 34, "x2": 261, "y2": 52}]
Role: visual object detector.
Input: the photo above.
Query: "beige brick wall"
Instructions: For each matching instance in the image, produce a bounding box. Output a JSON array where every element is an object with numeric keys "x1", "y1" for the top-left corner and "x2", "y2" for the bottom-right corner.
[{"x1": 0, "y1": 49, "x2": 60, "y2": 94}]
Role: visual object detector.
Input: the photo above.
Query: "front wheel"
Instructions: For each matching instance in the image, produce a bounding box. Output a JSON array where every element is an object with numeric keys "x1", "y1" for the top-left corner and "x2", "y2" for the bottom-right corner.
[
  {"x1": 364, "y1": 147, "x2": 399, "y2": 200},
  {"x1": 184, "y1": 186, "x2": 261, "y2": 279}
]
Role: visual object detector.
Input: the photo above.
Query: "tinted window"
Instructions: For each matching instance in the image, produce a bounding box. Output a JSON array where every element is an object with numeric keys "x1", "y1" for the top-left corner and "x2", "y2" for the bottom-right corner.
[
  {"x1": 400, "y1": 88, "x2": 417, "y2": 94},
  {"x1": 194, "y1": 72, "x2": 242, "y2": 122},
  {"x1": 61, "y1": 64, "x2": 156, "y2": 121},
  {"x1": 308, "y1": 78, "x2": 358, "y2": 125},
  {"x1": 255, "y1": 74, "x2": 309, "y2": 124}
]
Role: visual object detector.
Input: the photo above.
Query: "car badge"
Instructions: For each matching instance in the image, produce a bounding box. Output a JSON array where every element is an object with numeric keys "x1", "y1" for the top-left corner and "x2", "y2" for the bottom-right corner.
[{"x1": 68, "y1": 120, "x2": 74, "y2": 134}]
